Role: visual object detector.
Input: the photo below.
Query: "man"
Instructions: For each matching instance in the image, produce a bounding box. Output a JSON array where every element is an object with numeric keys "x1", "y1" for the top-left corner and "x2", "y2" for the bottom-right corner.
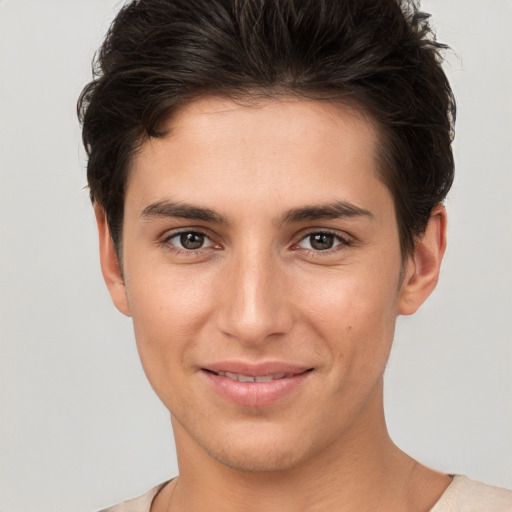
[{"x1": 78, "y1": 0, "x2": 512, "y2": 510}]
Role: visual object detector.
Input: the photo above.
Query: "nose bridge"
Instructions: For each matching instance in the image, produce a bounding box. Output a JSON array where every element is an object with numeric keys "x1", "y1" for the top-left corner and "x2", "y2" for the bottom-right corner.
[{"x1": 217, "y1": 243, "x2": 291, "y2": 344}]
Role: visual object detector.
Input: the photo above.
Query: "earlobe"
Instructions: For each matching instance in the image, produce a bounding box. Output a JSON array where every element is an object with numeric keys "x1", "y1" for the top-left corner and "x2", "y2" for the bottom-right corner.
[
  {"x1": 94, "y1": 205, "x2": 131, "y2": 317},
  {"x1": 398, "y1": 204, "x2": 447, "y2": 316}
]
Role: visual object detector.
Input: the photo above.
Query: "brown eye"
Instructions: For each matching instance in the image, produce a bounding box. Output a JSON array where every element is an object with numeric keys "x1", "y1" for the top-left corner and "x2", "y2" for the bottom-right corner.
[
  {"x1": 309, "y1": 233, "x2": 335, "y2": 250},
  {"x1": 297, "y1": 232, "x2": 347, "y2": 251},
  {"x1": 166, "y1": 231, "x2": 215, "y2": 251},
  {"x1": 179, "y1": 232, "x2": 205, "y2": 250}
]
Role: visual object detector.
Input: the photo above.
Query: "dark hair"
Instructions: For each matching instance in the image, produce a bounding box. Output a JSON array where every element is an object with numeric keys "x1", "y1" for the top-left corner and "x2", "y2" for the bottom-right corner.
[{"x1": 78, "y1": 0, "x2": 455, "y2": 256}]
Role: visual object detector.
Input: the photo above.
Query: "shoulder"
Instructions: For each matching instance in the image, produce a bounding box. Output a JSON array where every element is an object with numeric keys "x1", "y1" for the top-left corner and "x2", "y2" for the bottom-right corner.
[
  {"x1": 98, "y1": 482, "x2": 168, "y2": 512},
  {"x1": 431, "y1": 475, "x2": 512, "y2": 512}
]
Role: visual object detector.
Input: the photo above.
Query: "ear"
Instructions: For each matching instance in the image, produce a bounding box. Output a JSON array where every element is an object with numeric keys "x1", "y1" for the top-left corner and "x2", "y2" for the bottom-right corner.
[
  {"x1": 94, "y1": 205, "x2": 131, "y2": 317},
  {"x1": 398, "y1": 204, "x2": 447, "y2": 316}
]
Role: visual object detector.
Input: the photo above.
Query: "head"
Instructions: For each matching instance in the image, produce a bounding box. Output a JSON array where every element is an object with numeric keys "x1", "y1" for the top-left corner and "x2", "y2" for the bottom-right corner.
[
  {"x1": 78, "y1": 0, "x2": 455, "y2": 262},
  {"x1": 78, "y1": 0, "x2": 454, "y2": 474}
]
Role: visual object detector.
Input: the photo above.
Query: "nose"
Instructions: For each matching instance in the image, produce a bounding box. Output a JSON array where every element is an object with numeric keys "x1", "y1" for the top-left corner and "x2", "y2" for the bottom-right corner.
[{"x1": 215, "y1": 249, "x2": 293, "y2": 346}]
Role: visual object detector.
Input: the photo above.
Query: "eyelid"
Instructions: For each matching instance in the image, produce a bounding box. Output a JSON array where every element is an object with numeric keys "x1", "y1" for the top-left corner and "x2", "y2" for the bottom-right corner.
[
  {"x1": 159, "y1": 227, "x2": 354, "y2": 254},
  {"x1": 293, "y1": 229, "x2": 354, "y2": 252},
  {"x1": 161, "y1": 228, "x2": 219, "y2": 252}
]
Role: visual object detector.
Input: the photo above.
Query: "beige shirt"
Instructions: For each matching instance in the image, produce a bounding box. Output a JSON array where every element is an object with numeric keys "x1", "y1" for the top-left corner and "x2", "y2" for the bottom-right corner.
[{"x1": 100, "y1": 475, "x2": 512, "y2": 512}]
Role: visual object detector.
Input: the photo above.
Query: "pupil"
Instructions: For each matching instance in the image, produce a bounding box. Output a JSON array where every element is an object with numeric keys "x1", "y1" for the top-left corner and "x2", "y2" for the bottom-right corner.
[
  {"x1": 311, "y1": 234, "x2": 334, "y2": 250},
  {"x1": 180, "y1": 232, "x2": 204, "y2": 250}
]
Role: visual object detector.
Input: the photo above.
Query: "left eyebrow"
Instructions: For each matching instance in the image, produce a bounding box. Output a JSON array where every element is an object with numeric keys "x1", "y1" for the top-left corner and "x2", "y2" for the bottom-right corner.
[{"x1": 277, "y1": 201, "x2": 374, "y2": 225}]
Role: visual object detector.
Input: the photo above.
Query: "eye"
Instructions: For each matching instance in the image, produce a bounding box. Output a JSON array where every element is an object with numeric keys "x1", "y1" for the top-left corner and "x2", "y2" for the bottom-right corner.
[
  {"x1": 166, "y1": 231, "x2": 215, "y2": 251},
  {"x1": 298, "y1": 232, "x2": 347, "y2": 251}
]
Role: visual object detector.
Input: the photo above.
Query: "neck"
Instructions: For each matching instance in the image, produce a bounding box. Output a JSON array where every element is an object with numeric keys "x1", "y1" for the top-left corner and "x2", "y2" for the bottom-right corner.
[{"x1": 154, "y1": 382, "x2": 449, "y2": 512}]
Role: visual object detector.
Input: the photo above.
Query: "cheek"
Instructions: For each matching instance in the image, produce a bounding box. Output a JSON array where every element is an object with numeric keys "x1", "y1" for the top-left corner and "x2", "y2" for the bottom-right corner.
[
  {"x1": 298, "y1": 264, "x2": 399, "y2": 368},
  {"x1": 127, "y1": 262, "x2": 216, "y2": 334},
  {"x1": 124, "y1": 266, "x2": 217, "y2": 395}
]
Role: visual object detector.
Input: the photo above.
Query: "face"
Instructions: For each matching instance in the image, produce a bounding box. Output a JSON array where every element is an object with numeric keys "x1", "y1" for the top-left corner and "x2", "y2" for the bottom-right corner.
[{"x1": 99, "y1": 97, "x2": 440, "y2": 473}]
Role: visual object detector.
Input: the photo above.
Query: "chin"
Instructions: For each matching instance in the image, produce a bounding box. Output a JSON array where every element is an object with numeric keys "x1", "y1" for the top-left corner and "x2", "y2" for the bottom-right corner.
[
  {"x1": 204, "y1": 440, "x2": 308, "y2": 473},
  {"x1": 175, "y1": 412, "x2": 317, "y2": 473}
]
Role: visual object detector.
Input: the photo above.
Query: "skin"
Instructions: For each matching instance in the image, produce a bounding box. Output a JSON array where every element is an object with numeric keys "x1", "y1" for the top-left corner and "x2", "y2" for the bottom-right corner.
[{"x1": 96, "y1": 97, "x2": 450, "y2": 511}]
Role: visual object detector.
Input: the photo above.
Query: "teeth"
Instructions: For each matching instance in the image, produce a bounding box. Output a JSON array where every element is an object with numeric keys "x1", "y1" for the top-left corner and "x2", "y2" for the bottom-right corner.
[
  {"x1": 238, "y1": 374, "x2": 256, "y2": 383},
  {"x1": 254, "y1": 375, "x2": 273, "y2": 382},
  {"x1": 216, "y1": 371, "x2": 289, "y2": 382}
]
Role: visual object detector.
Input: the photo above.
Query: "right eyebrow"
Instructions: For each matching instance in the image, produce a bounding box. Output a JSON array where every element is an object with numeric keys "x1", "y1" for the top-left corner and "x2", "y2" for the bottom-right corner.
[{"x1": 140, "y1": 200, "x2": 229, "y2": 225}]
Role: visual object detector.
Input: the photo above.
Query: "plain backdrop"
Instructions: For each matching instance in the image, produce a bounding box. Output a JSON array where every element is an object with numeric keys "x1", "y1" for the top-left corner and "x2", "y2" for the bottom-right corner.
[{"x1": 1, "y1": 1, "x2": 511, "y2": 511}]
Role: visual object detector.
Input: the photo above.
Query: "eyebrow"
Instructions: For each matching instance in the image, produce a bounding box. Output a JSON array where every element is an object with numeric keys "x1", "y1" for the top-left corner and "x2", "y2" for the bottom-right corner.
[
  {"x1": 141, "y1": 200, "x2": 229, "y2": 224},
  {"x1": 140, "y1": 199, "x2": 373, "y2": 225},
  {"x1": 277, "y1": 201, "x2": 374, "y2": 225}
]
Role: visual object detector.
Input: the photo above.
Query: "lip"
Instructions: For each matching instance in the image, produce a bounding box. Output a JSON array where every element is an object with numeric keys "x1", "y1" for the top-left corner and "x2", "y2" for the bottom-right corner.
[{"x1": 201, "y1": 361, "x2": 313, "y2": 407}]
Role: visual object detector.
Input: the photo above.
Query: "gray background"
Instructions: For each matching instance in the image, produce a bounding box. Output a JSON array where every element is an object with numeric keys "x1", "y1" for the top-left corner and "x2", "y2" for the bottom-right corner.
[{"x1": 1, "y1": 1, "x2": 511, "y2": 511}]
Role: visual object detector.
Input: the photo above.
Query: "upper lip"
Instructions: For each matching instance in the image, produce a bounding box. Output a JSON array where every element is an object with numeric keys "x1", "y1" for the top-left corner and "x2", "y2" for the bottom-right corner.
[{"x1": 202, "y1": 361, "x2": 312, "y2": 377}]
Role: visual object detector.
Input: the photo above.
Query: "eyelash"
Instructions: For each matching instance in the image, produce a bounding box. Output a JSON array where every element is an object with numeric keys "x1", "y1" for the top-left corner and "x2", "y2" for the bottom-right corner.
[
  {"x1": 160, "y1": 229, "x2": 219, "y2": 256},
  {"x1": 293, "y1": 230, "x2": 353, "y2": 256},
  {"x1": 161, "y1": 228, "x2": 353, "y2": 258}
]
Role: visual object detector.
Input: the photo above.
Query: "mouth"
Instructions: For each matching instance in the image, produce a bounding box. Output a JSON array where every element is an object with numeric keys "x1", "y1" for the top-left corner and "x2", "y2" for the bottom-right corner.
[
  {"x1": 206, "y1": 370, "x2": 306, "y2": 383},
  {"x1": 202, "y1": 365, "x2": 314, "y2": 407}
]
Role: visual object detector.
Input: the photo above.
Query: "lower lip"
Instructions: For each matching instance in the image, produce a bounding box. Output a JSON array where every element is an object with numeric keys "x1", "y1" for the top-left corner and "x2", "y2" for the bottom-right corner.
[{"x1": 203, "y1": 370, "x2": 312, "y2": 407}]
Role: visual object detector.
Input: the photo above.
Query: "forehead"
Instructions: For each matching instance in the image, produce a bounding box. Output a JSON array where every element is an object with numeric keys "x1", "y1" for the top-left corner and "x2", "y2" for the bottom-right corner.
[
  {"x1": 161, "y1": 95, "x2": 378, "y2": 161},
  {"x1": 126, "y1": 96, "x2": 387, "y2": 209}
]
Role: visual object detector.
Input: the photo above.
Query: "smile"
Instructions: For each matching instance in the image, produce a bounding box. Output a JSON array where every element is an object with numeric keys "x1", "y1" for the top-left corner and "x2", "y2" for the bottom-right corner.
[
  {"x1": 203, "y1": 366, "x2": 313, "y2": 407},
  {"x1": 213, "y1": 371, "x2": 295, "y2": 382}
]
